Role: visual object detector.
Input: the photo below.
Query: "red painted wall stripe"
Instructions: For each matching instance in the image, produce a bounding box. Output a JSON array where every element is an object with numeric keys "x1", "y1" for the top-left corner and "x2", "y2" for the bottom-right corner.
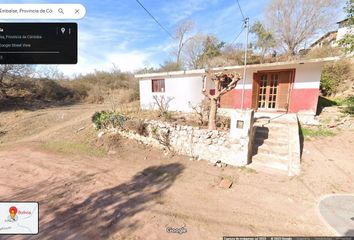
[
  {"x1": 288, "y1": 88, "x2": 320, "y2": 113},
  {"x1": 210, "y1": 88, "x2": 319, "y2": 113},
  {"x1": 217, "y1": 89, "x2": 252, "y2": 109}
]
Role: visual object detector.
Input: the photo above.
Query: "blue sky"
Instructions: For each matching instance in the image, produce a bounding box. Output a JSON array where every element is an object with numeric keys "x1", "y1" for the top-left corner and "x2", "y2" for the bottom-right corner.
[{"x1": 2, "y1": 0, "x2": 347, "y2": 76}]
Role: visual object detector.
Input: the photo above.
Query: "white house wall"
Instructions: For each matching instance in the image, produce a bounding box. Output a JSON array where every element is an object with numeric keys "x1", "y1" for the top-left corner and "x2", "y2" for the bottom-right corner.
[
  {"x1": 137, "y1": 59, "x2": 333, "y2": 114},
  {"x1": 139, "y1": 76, "x2": 204, "y2": 112},
  {"x1": 337, "y1": 26, "x2": 354, "y2": 41}
]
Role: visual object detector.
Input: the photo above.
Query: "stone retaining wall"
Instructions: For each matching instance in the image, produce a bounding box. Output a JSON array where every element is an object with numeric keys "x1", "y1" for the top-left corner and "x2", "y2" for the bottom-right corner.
[{"x1": 108, "y1": 117, "x2": 252, "y2": 166}]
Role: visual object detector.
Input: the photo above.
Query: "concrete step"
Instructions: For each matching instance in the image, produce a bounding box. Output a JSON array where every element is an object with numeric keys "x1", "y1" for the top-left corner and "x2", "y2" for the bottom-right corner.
[
  {"x1": 252, "y1": 152, "x2": 288, "y2": 163},
  {"x1": 253, "y1": 144, "x2": 289, "y2": 156},
  {"x1": 255, "y1": 148, "x2": 288, "y2": 157},
  {"x1": 254, "y1": 129, "x2": 288, "y2": 139},
  {"x1": 247, "y1": 161, "x2": 288, "y2": 175},
  {"x1": 254, "y1": 137, "x2": 288, "y2": 147},
  {"x1": 252, "y1": 118, "x2": 291, "y2": 174},
  {"x1": 254, "y1": 135, "x2": 288, "y2": 144},
  {"x1": 254, "y1": 125, "x2": 288, "y2": 132},
  {"x1": 253, "y1": 126, "x2": 289, "y2": 134},
  {"x1": 254, "y1": 121, "x2": 290, "y2": 128}
]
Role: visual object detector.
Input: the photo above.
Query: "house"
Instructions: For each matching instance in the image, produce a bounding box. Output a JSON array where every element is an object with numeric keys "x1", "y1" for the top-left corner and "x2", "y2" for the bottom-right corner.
[
  {"x1": 336, "y1": 18, "x2": 354, "y2": 41},
  {"x1": 308, "y1": 18, "x2": 353, "y2": 49},
  {"x1": 134, "y1": 57, "x2": 338, "y2": 116},
  {"x1": 309, "y1": 31, "x2": 337, "y2": 49}
]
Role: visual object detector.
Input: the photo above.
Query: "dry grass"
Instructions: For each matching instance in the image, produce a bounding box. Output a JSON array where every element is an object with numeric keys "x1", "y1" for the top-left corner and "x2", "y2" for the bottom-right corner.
[{"x1": 41, "y1": 141, "x2": 106, "y2": 157}]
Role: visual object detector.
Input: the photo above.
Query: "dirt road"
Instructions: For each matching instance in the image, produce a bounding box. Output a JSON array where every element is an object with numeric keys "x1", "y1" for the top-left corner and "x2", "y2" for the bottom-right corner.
[{"x1": 0, "y1": 104, "x2": 353, "y2": 239}]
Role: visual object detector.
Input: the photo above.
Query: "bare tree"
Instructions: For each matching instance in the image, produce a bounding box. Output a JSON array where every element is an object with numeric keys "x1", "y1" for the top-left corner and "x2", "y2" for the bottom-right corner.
[
  {"x1": 266, "y1": 0, "x2": 338, "y2": 56},
  {"x1": 35, "y1": 66, "x2": 65, "y2": 80},
  {"x1": 202, "y1": 71, "x2": 241, "y2": 130},
  {"x1": 0, "y1": 65, "x2": 33, "y2": 99},
  {"x1": 152, "y1": 95, "x2": 174, "y2": 118},
  {"x1": 184, "y1": 34, "x2": 226, "y2": 69},
  {"x1": 219, "y1": 43, "x2": 244, "y2": 66},
  {"x1": 172, "y1": 20, "x2": 195, "y2": 67},
  {"x1": 188, "y1": 99, "x2": 210, "y2": 126},
  {"x1": 184, "y1": 34, "x2": 206, "y2": 69}
]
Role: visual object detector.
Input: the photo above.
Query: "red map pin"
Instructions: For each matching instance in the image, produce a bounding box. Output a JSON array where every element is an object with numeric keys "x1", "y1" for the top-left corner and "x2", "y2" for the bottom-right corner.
[{"x1": 9, "y1": 206, "x2": 17, "y2": 220}]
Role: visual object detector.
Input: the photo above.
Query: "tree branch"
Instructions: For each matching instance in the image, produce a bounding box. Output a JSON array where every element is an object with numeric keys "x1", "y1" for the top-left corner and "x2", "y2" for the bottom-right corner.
[
  {"x1": 201, "y1": 74, "x2": 213, "y2": 99},
  {"x1": 215, "y1": 73, "x2": 241, "y2": 98}
]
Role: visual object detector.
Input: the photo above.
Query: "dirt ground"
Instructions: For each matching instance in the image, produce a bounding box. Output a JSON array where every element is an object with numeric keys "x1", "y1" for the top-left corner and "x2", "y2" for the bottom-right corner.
[{"x1": 0, "y1": 104, "x2": 353, "y2": 240}]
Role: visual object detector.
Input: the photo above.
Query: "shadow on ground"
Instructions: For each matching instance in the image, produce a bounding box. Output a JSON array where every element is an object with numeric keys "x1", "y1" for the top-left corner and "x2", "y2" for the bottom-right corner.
[
  {"x1": 316, "y1": 96, "x2": 338, "y2": 115},
  {"x1": 0, "y1": 96, "x2": 79, "y2": 113},
  {"x1": 2, "y1": 163, "x2": 184, "y2": 239},
  {"x1": 298, "y1": 120, "x2": 304, "y2": 158}
]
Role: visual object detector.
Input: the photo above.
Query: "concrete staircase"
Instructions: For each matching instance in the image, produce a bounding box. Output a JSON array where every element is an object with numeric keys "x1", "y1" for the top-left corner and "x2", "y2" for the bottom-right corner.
[{"x1": 248, "y1": 116, "x2": 293, "y2": 174}]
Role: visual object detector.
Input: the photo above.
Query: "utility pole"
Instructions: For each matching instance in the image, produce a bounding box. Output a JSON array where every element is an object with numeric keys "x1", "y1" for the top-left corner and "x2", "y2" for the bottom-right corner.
[{"x1": 240, "y1": 17, "x2": 249, "y2": 110}]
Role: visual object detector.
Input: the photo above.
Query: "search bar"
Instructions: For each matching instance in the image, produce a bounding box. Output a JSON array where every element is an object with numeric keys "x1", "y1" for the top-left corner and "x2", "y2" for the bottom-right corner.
[{"x1": 0, "y1": 4, "x2": 86, "y2": 19}]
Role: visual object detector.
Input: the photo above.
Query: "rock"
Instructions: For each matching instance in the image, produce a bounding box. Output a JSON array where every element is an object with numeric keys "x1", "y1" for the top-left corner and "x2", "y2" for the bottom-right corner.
[
  {"x1": 94, "y1": 140, "x2": 104, "y2": 147},
  {"x1": 219, "y1": 178, "x2": 233, "y2": 189},
  {"x1": 214, "y1": 160, "x2": 221, "y2": 166},
  {"x1": 210, "y1": 134, "x2": 218, "y2": 139},
  {"x1": 108, "y1": 150, "x2": 117, "y2": 155},
  {"x1": 205, "y1": 139, "x2": 212, "y2": 145},
  {"x1": 76, "y1": 127, "x2": 85, "y2": 133},
  {"x1": 180, "y1": 130, "x2": 187, "y2": 135},
  {"x1": 97, "y1": 131, "x2": 105, "y2": 138}
]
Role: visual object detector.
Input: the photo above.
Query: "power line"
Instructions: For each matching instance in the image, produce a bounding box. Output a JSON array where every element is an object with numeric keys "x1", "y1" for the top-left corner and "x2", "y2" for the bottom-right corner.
[
  {"x1": 135, "y1": 0, "x2": 174, "y2": 39},
  {"x1": 236, "y1": 0, "x2": 245, "y2": 21},
  {"x1": 231, "y1": 26, "x2": 245, "y2": 44}
]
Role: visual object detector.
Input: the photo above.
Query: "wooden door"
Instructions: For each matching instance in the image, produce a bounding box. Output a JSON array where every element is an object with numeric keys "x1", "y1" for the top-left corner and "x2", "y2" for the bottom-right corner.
[
  {"x1": 252, "y1": 70, "x2": 292, "y2": 111},
  {"x1": 277, "y1": 71, "x2": 291, "y2": 111},
  {"x1": 252, "y1": 73, "x2": 260, "y2": 110}
]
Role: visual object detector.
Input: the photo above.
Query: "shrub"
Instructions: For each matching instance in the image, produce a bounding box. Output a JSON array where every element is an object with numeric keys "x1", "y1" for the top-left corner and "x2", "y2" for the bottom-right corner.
[
  {"x1": 92, "y1": 111, "x2": 108, "y2": 129},
  {"x1": 305, "y1": 46, "x2": 342, "y2": 59},
  {"x1": 92, "y1": 111, "x2": 127, "y2": 130},
  {"x1": 64, "y1": 70, "x2": 139, "y2": 103},
  {"x1": 152, "y1": 95, "x2": 174, "y2": 120},
  {"x1": 163, "y1": 111, "x2": 173, "y2": 121},
  {"x1": 320, "y1": 59, "x2": 353, "y2": 96},
  {"x1": 106, "y1": 89, "x2": 139, "y2": 111},
  {"x1": 86, "y1": 85, "x2": 104, "y2": 103},
  {"x1": 301, "y1": 126, "x2": 335, "y2": 138},
  {"x1": 124, "y1": 119, "x2": 148, "y2": 136},
  {"x1": 189, "y1": 99, "x2": 210, "y2": 126},
  {"x1": 341, "y1": 95, "x2": 354, "y2": 115}
]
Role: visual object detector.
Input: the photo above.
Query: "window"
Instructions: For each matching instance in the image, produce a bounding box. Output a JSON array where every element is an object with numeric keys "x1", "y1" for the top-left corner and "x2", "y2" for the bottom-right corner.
[{"x1": 152, "y1": 79, "x2": 165, "y2": 92}]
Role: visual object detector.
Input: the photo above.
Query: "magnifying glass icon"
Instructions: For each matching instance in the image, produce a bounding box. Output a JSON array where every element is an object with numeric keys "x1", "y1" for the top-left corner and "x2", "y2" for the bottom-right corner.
[{"x1": 58, "y1": 8, "x2": 64, "y2": 14}]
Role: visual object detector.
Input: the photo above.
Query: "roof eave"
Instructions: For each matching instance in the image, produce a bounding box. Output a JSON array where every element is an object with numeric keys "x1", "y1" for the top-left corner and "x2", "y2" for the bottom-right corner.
[{"x1": 134, "y1": 57, "x2": 340, "y2": 79}]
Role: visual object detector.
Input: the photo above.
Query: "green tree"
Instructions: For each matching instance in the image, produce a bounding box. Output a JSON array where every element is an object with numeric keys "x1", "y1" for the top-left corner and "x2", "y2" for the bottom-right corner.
[
  {"x1": 337, "y1": 0, "x2": 354, "y2": 54},
  {"x1": 250, "y1": 21, "x2": 276, "y2": 62},
  {"x1": 197, "y1": 35, "x2": 225, "y2": 68}
]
